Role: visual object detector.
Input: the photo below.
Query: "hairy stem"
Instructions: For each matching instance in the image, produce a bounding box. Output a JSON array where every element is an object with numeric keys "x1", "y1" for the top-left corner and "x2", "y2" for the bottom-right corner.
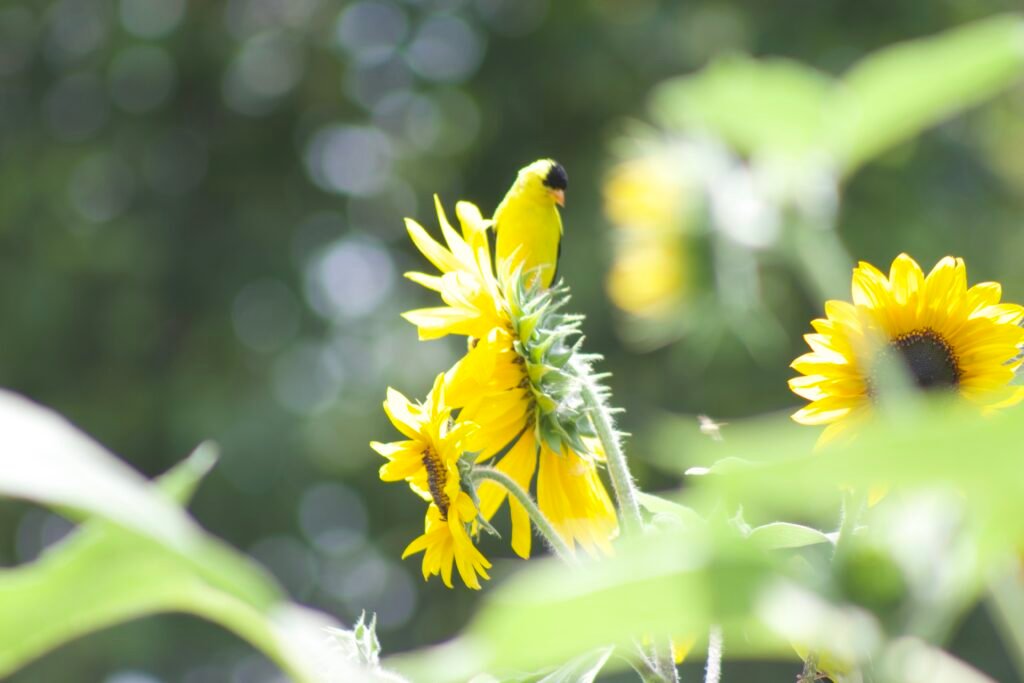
[
  {"x1": 797, "y1": 653, "x2": 819, "y2": 683},
  {"x1": 705, "y1": 626, "x2": 723, "y2": 683},
  {"x1": 473, "y1": 466, "x2": 576, "y2": 565},
  {"x1": 579, "y1": 379, "x2": 644, "y2": 537},
  {"x1": 651, "y1": 637, "x2": 679, "y2": 683},
  {"x1": 630, "y1": 641, "x2": 675, "y2": 683},
  {"x1": 578, "y1": 374, "x2": 677, "y2": 681}
]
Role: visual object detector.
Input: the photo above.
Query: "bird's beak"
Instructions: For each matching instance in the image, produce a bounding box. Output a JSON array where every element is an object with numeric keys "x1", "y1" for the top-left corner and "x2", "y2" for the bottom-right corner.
[{"x1": 550, "y1": 189, "x2": 565, "y2": 207}]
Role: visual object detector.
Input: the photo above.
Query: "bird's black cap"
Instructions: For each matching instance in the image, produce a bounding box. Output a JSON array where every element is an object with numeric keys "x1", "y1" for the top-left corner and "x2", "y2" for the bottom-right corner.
[{"x1": 542, "y1": 162, "x2": 568, "y2": 191}]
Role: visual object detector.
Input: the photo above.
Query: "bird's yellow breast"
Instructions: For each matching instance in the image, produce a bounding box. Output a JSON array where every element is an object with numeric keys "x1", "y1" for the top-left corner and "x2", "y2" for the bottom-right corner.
[{"x1": 494, "y1": 189, "x2": 562, "y2": 289}]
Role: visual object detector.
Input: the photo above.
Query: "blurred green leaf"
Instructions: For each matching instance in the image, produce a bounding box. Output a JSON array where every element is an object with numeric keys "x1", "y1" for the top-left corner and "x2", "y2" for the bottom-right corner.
[
  {"x1": 748, "y1": 523, "x2": 834, "y2": 550},
  {"x1": 650, "y1": 55, "x2": 833, "y2": 158},
  {"x1": 833, "y1": 14, "x2": 1024, "y2": 173},
  {"x1": 636, "y1": 491, "x2": 704, "y2": 528},
  {"x1": 0, "y1": 391, "x2": 380, "y2": 682},
  {"x1": 0, "y1": 390, "x2": 198, "y2": 550},
  {"x1": 387, "y1": 528, "x2": 779, "y2": 683},
  {"x1": 648, "y1": 15, "x2": 1024, "y2": 175},
  {"x1": 880, "y1": 637, "x2": 998, "y2": 683},
  {"x1": 159, "y1": 440, "x2": 220, "y2": 505},
  {"x1": 986, "y1": 573, "x2": 1024, "y2": 681},
  {"x1": 682, "y1": 401, "x2": 1024, "y2": 557},
  {"x1": 685, "y1": 457, "x2": 764, "y2": 477}
]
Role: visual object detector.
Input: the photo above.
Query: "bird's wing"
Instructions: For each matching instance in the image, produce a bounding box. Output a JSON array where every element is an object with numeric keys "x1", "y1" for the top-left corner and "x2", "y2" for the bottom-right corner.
[{"x1": 551, "y1": 238, "x2": 562, "y2": 284}]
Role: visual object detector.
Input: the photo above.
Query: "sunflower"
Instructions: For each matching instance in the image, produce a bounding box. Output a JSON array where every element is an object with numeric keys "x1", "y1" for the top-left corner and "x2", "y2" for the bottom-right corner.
[
  {"x1": 403, "y1": 197, "x2": 619, "y2": 558},
  {"x1": 371, "y1": 374, "x2": 491, "y2": 589},
  {"x1": 790, "y1": 254, "x2": 1024, "y2": 443},
  {"x1": 446, "y1": 325, "x2": 618, "y2": 558}
]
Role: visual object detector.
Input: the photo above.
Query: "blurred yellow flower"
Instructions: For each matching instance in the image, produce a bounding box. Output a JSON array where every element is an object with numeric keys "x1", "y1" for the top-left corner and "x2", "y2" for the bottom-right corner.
[
  {"x1": 607, "y1": 241, "x2": 686, "y2": 317},
  {"x1": 603, "y1": 153, "x2": 694, "y2": 321},
  {"x1": 371, "y1": 374, "x2": 491, "y2": 589},
  {"x1": 604, "y1": 156, "x2": 690, "y2": 234},
  {"x1": 790, "y1": 254, "x2": 1024, "y2": 444},
  {"x1": 672, "y1": 638, "x2": 694, "y2": 663}
]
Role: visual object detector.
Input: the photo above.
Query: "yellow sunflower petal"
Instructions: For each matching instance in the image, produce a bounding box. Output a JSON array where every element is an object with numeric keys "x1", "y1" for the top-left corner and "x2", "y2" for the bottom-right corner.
[
  {"x1": 406, "y1": 218, "x2": 462, "y2": 274},
  {"x1": 383, "y1": 388, "x2": 424, "y2": 440}
]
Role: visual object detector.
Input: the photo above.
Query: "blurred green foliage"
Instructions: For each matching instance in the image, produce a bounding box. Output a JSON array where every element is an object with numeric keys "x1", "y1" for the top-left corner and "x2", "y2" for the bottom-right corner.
[{"x1": 3, "y1": 0, "x2": 1024, "y2": 681}]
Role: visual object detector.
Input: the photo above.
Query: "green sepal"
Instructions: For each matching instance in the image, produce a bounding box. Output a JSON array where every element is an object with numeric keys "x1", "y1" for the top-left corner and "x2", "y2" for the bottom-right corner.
[
  {"x1": 530, "y1": 333, "x2": 559, "y2": 363},
  {"x1": 534, "y1": 392, "x2": 558, "y2": 413},
  {"x1": 540, "y1": 421, "x2": 565, "y2": 454},
  {"x1": 528, "y1": 362, "x2": 553, "y2": 384},
  {"x1": 517, "y1": 312, "x2": 541, "y2": 344}
]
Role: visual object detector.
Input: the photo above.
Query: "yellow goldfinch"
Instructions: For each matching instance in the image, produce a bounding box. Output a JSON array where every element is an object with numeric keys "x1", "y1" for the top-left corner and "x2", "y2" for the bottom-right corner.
[{"x1": 493, "y1": 159, "x2": 567, "y2": 289}]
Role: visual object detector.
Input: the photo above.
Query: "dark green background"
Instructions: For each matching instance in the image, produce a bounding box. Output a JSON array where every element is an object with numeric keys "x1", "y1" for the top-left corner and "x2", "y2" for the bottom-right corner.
[{"x1": 1, "y1": 0, "x2": 1022, "y2": 680}]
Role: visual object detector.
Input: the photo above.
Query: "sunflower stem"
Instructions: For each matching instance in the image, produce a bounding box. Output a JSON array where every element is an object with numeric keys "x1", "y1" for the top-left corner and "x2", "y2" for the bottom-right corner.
[
  {"x1": 797, "y1": 653, "x2": 820, "y2": 683},
  {"x1": 577, "y1": 367, "x2": 676, "y2": 681},
  {"x1": 473, "y1": 466, "x2": 576, "y2": 565},
  {"x1": 705, "y1": 626, "x2": 723, "y2": 683},
  {"x1": 630, "y1": 642, "x2": 675, "y2": 683},
  {"x1": 653, "y1": 638, "x2": 679, "y2": 683},
  {"x1": 578, "y1": 374, "x2": 645, "y2": 537}
]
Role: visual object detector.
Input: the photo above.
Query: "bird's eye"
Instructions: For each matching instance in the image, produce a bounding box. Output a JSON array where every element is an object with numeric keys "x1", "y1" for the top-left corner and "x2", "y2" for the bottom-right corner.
[{"x1": 542, "y1": 162, "x2": 568, "y2": 191}]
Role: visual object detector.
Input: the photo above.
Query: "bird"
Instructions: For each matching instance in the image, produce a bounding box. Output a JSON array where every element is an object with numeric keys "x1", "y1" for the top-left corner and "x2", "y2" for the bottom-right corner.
[{"x1": 493, "y1": 159, "x2": 567, "y2": 289}]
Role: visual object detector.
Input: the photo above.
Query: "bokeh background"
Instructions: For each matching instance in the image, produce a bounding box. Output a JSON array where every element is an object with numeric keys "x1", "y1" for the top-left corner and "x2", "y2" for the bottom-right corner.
[{"x1": 1, "y1": 0, "x2": 1023, "y2": 680}]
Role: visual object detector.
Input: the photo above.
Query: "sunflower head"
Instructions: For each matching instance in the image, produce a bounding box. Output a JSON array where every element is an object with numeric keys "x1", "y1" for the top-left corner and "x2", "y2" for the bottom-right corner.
[
  {"x1": 789, "y1": 254, "x2": 1024, "y2": 443},
  {"x1": 372, "y1": 374, "x2": 492, "y2": 589},
  {"x1": 371, "y1": 374, "x2": 475, "y2": 505},
  {"x1": 502, "y1": 272, "x2": 598, "y2": 455}
]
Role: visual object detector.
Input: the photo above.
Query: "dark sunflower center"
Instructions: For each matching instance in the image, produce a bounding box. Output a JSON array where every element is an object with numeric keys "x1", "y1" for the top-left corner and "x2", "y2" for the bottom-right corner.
[
  {"x1": 873, "y1": 328, "x2": 960, "y2": 392},
  {"x1": 422, "y1": 449, "x2": 450, "y2": 520}
]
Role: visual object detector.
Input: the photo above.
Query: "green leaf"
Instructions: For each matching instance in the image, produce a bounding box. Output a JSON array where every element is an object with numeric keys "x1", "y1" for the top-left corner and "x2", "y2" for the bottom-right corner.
[
  {"x1": 986, "y1": 572, "x2": 1024, "y2": 680},
  {"x1": 881, "y1": 637, "x2": 998, "y2": 683},
  {"x1": 386, "y1": 528, "x2": 777, "y2": 683},
  {"x1": 832, "y1": 15, "x2": 1024, "y2": 173},
  {"x1": 748, "y1": 522, "x2": 834, "y2": 550},
  {"x1": 158, "y1": 441, "x2": 220, "y2": 505},
  {"x1": 650, "y1": 55, "x2": 833, "y2": 158},
  {"x1": 647, "y1": 16, "x2": 1024, "y2": 174},
  {"x1": 685, "y1": 456, "x2": 762, "y2": 476},
  {"x1": 0, "y1": 500, "x2": 355, "y2": 681},
  {"x1": 0, "y1": 391, "x2": 276, "y2": 608},
  {"x1": 0, "y1": 391, "x2": 386, "y2": 682},
  {"x1": 536, "y1": 647, "x2": 614, "y2": 683},
  {"x1": 682, "y1": 401, "x2": 1024, "y2": 554},
  {"x1": 636, "y1": 491, "x2": 705, "y2": 528},
  {"x1": 0, "y1": 390, "x2": 198, "y2": 551}
]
